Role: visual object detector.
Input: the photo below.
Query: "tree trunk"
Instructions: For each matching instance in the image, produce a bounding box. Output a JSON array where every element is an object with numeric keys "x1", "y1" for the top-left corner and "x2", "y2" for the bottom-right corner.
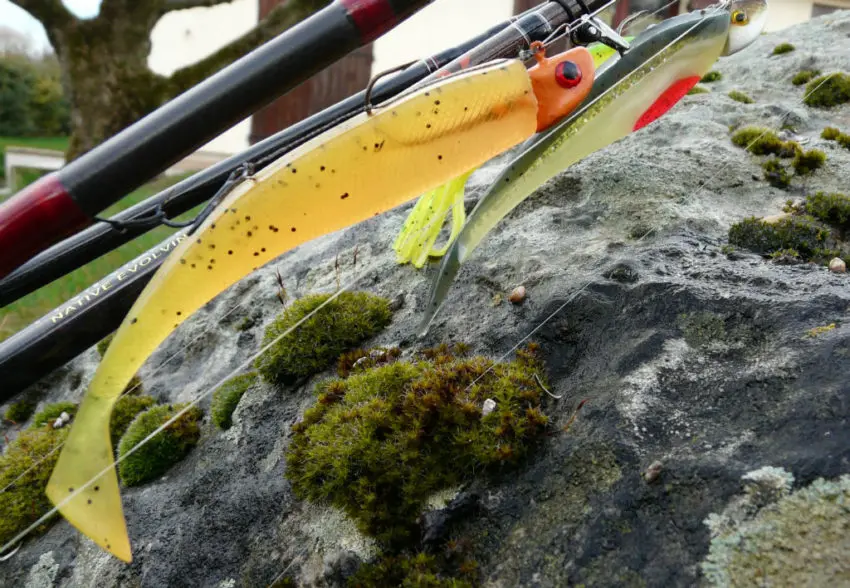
[{"x1": 49, "y1": 7, "x2": 168, "y2": 161}]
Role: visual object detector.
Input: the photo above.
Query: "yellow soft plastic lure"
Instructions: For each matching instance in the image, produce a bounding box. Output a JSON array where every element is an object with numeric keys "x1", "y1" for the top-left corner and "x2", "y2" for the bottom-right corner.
[
  {"x1": 393, "y1": 41, "x2": 624, "y2": 268},
  {"x1": 46, "y1": 52, "x2": 599, "y2": 562}
]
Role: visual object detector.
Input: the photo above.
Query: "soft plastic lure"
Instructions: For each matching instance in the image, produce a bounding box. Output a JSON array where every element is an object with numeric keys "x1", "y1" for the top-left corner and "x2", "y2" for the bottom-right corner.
[
  {"x1": 418, "y1": 1, "x2": 768, "y2": 334},
  {"x1": 393, "y1": 44, "x2": 600, "y2": 268},
  {"x1": 46, "y1": 49, "x2": 597, "y2": 562}
]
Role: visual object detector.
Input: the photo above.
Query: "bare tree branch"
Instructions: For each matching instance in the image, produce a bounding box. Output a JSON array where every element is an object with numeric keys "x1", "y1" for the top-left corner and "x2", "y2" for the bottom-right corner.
[
  {"x1": 166, "y1": 0, "x2": 330, "y2": 98},
  {"x1": 7, "y1": 0, "x2": 73, "y2": 29}
]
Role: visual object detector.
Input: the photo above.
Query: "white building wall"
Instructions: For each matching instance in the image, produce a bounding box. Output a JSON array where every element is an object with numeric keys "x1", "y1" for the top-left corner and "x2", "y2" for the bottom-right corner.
[
  {"x1": 147, "y1": 0, "x2": 513, "y2": 155},
  {"x1": 148, "y1": 0, "x2": 258, "y2": 155}
]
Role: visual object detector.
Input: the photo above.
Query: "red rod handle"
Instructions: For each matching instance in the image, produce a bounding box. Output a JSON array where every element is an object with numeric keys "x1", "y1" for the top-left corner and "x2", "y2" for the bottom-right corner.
[{"x1": 0, "y1": 174, "x2": 90, "y2": 280}]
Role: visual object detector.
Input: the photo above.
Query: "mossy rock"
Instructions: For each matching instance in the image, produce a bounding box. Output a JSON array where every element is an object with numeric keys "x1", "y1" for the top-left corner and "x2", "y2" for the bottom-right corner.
[
  {"x1": 286, "y1": 343, "x2": 549, "y2": 546},
  {"x1": 803, "y1": 191, "x2": 850, "y2": 234},
  {"x1": 0, "y1": 427, "x2": 69, "y2": 546},
  {"x1": 792, "y1": 70, "x2": 820, "y2": 86},
  {"x1": 728, "y1": 216, "x2": 842, "y2": 263},
  {"x1": 731, "y1": 127, "x2": 798, "y2": 157},
  {"x1": 803, "y1": 73, "x2": 850, "y2": 108},
  {"x1": 350, "y1": 550, "x2": 477, "y2": 588},
  {"x1": 701, "y1": 71, "x2": 722, "y2": 83},
  {"x1": 30, "y1": 401, "x2": 78, "y2": 429},
  {"x1": 211, "y1": 372, "x2": 258, "y2": 430},
  {"x1": 761, "y1": 158, "x2": 791, "y2": 189},
  {"x1": 110, "y1": 395, "x2": 157, "y2": 448},
  {"x1": 791, "y1": 149, "x2": 826, "y2": 176},
  {"x1": 4, "y1": 399, "x2": 37, "y2": 423},
  {"x1": 728, "y1": 90, "x2": 754, "y2": 104},
  {"x1": 821, "y1": 126, "x2": 850, "y2": 149},
  {"x1": 254, "y1": 291, "x2": 393, "y2": 385},
  {"x1": 772, "y1": 43, "x2": 795, "y2": 55},
  {"x1": 117, "y1": 403, "x2": 203, "y2": 487}
]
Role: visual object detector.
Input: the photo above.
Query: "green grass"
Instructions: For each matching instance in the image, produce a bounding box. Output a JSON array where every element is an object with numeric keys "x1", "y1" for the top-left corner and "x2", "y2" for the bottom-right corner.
[
  {"x1": 0, "y1": 172, "x2": 199, "y2": 342},
  {"x1": 0, "y1": 136, "x2": 69, "y2": 184}
]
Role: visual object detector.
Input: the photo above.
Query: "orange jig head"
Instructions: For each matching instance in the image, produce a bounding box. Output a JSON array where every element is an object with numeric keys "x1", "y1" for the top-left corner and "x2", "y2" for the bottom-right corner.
[{"x1": 528, "y1": 42, "x2": 596, "y2": 132}]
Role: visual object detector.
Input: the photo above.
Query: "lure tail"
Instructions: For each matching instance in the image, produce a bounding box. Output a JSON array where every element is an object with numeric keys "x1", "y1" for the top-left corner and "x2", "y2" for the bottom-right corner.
[{"x1": 393, "y1": 170, "x2": 472, "y2": 267}]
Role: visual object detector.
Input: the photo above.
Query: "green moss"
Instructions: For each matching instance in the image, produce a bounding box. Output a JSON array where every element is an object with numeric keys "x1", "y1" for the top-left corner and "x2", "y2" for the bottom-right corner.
[
  {"x1": 821, "y1": 126, "x2": 850, "y2": 149},
  {"x1": 236, "y1": 316, "x2": 256, "y2": 332},
  {"x1": 803, "y1": 72, "x2": 850, "y2": 108},
  {"x1": 110, "y1": 395, "x2": 156, "y2": 448},
  {"x1": 96, "y1": 332, "x2": 114, "y2": 357},
  {"x1": 0, "y1": 427, "x2": 69, "y2": 546},
  {"x1": 803, "y1": 191, "x2": 850, "y2": 233},
  {"x1": 701, "y1": 71, "x2": 722, "y2": 83},
  {"x1": 254, "y1": 291, "x2": 393, "y2": 385},
  {"x1": 730, "y1": 127, "x2": 795, "y2": 157},
  {"x1": 30, "y1": 401, "x2": 78, "y2": 428},
  {"x1": 211, "y1": 372, "x2": 258, "y2": 430},
  {"x1": 761, "y1": 158, "x2": 791, "y2": 189},
  {"x1": 791, "y1": 148, "x2": 826, "y2": 176},
  {"x1": 702, "y1": 474, "x2": 850, "y2": 587},
  {"x1": 728, "y1": 90, "x2": 754, "y2": 104},
  {"x1": 337, "y1": 347, "x2": 402, "y2": 378},
  {"x1": 728, "y1": 216, "x2": 841, "y2": 263},
  {"x1": 350, "y1": 550, "x2": 477, "y2": 588},
  {"x1": 792, "y1": 69, "x2": 821, "y2": 86},
  {"x1": 772, "y1": 42, "x2": 795, "y2": 55},
  {"x1": 117, "y1": 403, "x2": 203, "y2": 487},
  {"x1": 687, "y1": 85, "x2": 710, "y2": 95},
  {"x1": 286, "y1": 343, "x2": 549, "y2": 546},
  {"x1": 4, "y1": 399, "x2": 36, "y2": 423},
  {"x1": 769, "y1": 248, "x2": 801, "y2": 261}
]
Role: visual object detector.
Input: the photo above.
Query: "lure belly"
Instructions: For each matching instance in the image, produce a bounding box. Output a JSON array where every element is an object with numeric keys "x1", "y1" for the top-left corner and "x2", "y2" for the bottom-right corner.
[
  {"x1": 45, "y1": 52, "x2": 605, "y2": 562},
  {"x1": 418, "y1": 6, "x2": 765, "y2": 335}
]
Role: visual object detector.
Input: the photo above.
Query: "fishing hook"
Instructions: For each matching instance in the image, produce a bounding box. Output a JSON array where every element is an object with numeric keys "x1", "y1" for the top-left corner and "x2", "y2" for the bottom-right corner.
[{"x1": 364, "y1": 60, "x2": 418, "y2": 115}]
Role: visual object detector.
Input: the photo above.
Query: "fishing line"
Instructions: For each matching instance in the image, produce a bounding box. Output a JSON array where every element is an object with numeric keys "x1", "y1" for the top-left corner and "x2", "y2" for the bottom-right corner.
[
  {"x1": 457, "y1": 13, "x2": 841, "y2": 409},
  {"x1": 0, "y1": 277, "x2": 367, "y2": 557},
  {"x1": 0, "y1": 0, "x2": 749, "y2": 560},
  {"x1": 427, "y1": 0, "x2": 735, "y2": 390},
  {"x1": 0, "y1": 289, "x2": 256, "y2": 498}
]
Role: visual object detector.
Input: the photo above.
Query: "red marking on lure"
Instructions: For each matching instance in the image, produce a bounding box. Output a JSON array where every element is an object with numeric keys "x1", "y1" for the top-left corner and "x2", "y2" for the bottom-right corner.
[
  {"x1": 340, "y1": 0, "x2": 398, "y2": 44},
  {"x1": 633, "y1": 76, "x2": 701, "y2": 131}
]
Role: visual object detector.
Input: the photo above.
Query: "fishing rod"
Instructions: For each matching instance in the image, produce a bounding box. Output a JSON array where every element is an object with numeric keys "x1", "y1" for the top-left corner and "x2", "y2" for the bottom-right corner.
[
  {"x1": 0, "y1": 0, "x2": 620, "y2": 400},
  {"x1": 0, "y1": 0, "x2": 613, "y2": 307},
  {"x1": 0, "y1": 0, "x2": 436, "y2": 281},
  {"x1": 0, "y1": 14, "x2": 526, "y2": 307}
]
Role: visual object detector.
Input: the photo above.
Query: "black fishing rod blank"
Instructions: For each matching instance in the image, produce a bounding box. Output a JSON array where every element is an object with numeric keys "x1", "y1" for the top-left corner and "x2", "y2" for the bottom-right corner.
[
  {"x1": 0, "y1": 0, "x2": 435, "y2": 280},
  {"x1": 0, "y1": 0, "x2": 616, "y2": 399},
  {"x1": 0, "y1": 12, "x2": 537, "y2": 306}
]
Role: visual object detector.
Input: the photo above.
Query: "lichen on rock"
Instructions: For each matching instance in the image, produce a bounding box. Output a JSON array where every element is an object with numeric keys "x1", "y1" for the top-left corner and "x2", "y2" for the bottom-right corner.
[{"x1": 702, "y1": 471, "x2": 850, "y2": 586}]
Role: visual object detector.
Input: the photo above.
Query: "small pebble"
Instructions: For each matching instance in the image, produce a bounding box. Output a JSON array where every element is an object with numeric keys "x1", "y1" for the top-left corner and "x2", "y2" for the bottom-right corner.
[
  {"x1": 829, "y1": 257, "x2": 846, "y2": 273},
  {"x1": 643, "y1": 460, "x2": 663, "y2": 483},
  {"x1": 59, "y1": 412, "x2": 70, "y2": 422},
  {"x1": 53, "y1": 417, "x2": 65, "y2": 429},
  {"x1": 509, "y1": 286, "x2": 526, "y2": 304},
  {"x1": 482, "y1": 398, "x2": 497, "y2": 416}
]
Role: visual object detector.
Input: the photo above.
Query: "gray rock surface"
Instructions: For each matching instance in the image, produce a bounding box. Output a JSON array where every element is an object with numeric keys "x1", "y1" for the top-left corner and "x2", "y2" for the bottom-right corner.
[{"x1": 2, "y1": 10, "x2": 850, "y2": 588}]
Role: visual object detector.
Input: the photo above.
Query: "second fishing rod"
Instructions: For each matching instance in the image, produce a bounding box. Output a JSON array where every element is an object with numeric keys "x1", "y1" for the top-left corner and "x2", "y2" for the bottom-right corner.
[
  {"x1": 0, "y1": 0, "x2": 616, "y2": 400},
  {"x1": 0, "y1": 0, "x2": 608, "y2": 307}
]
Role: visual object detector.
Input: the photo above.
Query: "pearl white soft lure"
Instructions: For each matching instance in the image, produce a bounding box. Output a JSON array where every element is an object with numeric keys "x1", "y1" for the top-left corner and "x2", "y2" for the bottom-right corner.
[
  {"x1": 45, "y1": 47, "x2": 597, "y2": 562},
  {"x1": 418, "y1": 0, "x2": 769, "y2": 335}
]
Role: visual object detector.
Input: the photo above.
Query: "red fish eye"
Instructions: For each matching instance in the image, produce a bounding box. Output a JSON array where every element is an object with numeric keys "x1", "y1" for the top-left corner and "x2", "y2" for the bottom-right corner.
[{"x1": 555, "y1": 60, "x2": 582, "y2": 89}]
